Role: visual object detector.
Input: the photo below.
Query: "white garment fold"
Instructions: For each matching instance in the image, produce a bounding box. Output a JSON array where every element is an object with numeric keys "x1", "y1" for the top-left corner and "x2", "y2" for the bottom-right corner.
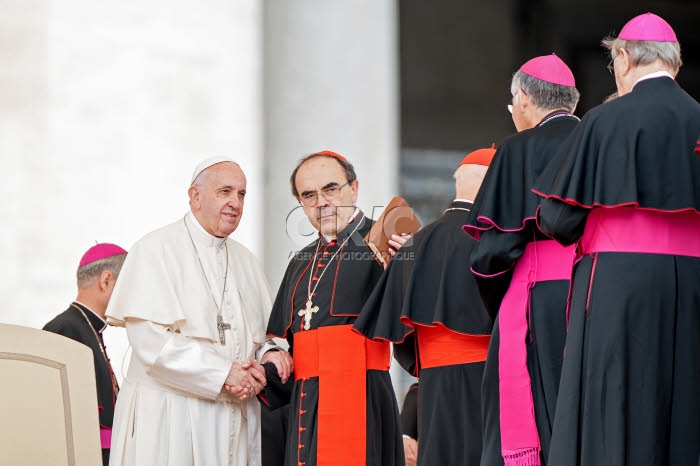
[
  {"x1": 128, "y1": 319, "x2": 230, "y2": 400},
  {"x1": 107, "y1": 213, "x2": 277, "y2": 466}
]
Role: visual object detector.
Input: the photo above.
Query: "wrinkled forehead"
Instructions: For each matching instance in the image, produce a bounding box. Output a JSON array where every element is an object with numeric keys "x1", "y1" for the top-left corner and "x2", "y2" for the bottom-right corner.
[{"x1": 295, "y1": 156, "x2": 347, "y2": 191}]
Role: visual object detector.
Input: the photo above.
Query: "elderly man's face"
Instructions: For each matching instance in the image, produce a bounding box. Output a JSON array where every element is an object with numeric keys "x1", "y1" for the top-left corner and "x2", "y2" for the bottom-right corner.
[
  {"x1": 294, "y1": 156, "x2": 358, "y2": 238},
  {"x1": 189, "y1": 162, "x2": 246, "y2": 238}
]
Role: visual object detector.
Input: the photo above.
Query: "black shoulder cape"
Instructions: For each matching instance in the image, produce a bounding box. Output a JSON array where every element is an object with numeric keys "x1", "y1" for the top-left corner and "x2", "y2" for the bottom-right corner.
[
  {"x1": 463, "y1": 113, "x2": 580, "y2": 239},
  {"x1": 533, "y1": 78, "x2": 700, "y2": 213},
  {"x1": 353, "y1": 201, "x2": 492, "y2": 342}
]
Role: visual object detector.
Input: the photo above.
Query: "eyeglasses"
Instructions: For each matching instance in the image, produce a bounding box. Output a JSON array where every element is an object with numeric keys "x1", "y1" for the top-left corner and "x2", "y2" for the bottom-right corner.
[
  {"x1": 607, "y1": 50, "x2": 623, "y2": 75},
  {"x1": 298, "y1": 181, "x2": 350, "y2": 207}
]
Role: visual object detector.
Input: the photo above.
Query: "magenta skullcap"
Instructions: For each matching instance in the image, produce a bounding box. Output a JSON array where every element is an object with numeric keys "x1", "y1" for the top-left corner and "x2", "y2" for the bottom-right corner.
[
  {"x1": 79, "y1": 243, "x2": 127, "y2": 268},
  {"x1": 520, "y1": 53, "x2": 576, "y2": 87},
  {"x1": 618, "y1": 12, "x2": 677, "y2": 42}
]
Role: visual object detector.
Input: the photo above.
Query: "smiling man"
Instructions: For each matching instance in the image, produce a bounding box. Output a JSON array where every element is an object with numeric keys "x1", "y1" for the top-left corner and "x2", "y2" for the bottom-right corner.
[
  {"x1": 106, "y1": 157, "x2": 291, "y2": 466},
  {"x1": 264, "y1": 150, "x2": 405, "y2": 466}
]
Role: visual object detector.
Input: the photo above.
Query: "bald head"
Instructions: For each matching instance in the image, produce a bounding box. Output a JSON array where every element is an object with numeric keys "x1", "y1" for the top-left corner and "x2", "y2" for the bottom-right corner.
[{"x1": 454, "y1": 164, "x2": 489, "y2": 201}]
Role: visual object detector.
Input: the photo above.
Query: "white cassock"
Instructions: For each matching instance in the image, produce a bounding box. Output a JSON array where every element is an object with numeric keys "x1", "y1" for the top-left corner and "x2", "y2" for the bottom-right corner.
[{"x1": 106, "y1": 211, "x2": 276, "y2": 466}]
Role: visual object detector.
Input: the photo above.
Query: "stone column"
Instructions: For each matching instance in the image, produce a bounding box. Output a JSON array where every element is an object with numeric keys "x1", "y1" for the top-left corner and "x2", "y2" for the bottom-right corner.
[
  {"x1": 261, "y1": 0, "x2": 405, "y2": 397},
  {"x1": 262, "y1": 0, "x2": 400, "y2": 286}
]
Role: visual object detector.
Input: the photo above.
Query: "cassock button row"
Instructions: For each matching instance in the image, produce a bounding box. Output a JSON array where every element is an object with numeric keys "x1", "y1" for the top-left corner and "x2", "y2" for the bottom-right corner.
[
  {"x1": 300, "y1": 409, "x2": 306, "y2": 415},
  {"x1": 298, "y1": 443, "x2": 304, "y2": 450},
  {"x1": 299, "y1": 426, "x2": 306, "y2": 432}
]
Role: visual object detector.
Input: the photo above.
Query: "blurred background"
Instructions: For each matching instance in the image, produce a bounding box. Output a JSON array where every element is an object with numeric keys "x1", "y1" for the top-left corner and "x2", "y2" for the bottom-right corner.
[{"x1": 1, "y1": 0, "x2": 698, "y2": 403}]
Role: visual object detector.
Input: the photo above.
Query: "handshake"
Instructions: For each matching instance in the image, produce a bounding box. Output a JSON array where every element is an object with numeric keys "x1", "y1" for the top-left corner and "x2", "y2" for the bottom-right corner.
[{"x1": 223, "y1": 349, "x2": 293, "y2": 401}]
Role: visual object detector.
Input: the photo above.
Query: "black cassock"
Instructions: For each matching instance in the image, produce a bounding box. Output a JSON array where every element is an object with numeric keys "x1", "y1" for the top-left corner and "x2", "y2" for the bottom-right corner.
[
  {"x1": 43, "y1": 302, "x2": 117, "y2": 466},
  {"x1": 400, "y1": 382, "x2": 419, "y2": 442},
  {"x1": 533, "y1": 76, "x2": 700, "y2": 466},
  {"x1": 265, "y1": 211, "x2": 404, "y2": 466},
  {"x1": 464, "y1": 112, "x2": 579, "y2": 466},
  {"x1": 260, "y1": 380, "x2": 290, "y2": 466},
  {"x1": 353, "y1": 201, "x2": 492, "y2": 465}
]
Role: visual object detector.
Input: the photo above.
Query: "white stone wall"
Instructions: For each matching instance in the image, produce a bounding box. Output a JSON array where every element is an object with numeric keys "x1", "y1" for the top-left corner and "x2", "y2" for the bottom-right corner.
[{"x1": 0, "y1": 0, "x2": 264, "y2": 380}]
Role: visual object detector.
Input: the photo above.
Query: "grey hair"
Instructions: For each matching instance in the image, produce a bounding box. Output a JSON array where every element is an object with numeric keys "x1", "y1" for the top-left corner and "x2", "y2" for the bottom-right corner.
[
  {"x1": 511, "y1": 70, "x2": 580, "y2": 113},
  {"x1": 602, "y1": 37, "x2": 682, "y2": 76},
  {"x1": 76, "y1": 254, "x2": 127, "y2": 289}
]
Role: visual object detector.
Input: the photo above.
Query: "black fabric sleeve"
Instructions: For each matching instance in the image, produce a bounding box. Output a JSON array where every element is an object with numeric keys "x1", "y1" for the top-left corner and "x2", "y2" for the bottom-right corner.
[
  {"x1": 259, "y1": 362, "x2": 294, "y2": 410},
  {"x1": 538, "y1": 198, "x2": 590, "y2": 246},
  {"x1": 474, "y1": 269, "x2": 514, "y2": 322},
  {"x1": 400, "y1": 383, "x2": 419, "y2": 440},
  {"x1": 470, "y1": 228, "x2": 529, "y2": 320},
  {"x1": 393, "y1": 334, "x2": 418, "y2": 377}
]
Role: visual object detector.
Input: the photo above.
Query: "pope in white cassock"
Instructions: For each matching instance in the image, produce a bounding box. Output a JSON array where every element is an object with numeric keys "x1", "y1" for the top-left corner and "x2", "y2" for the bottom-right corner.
[{"x1": 106, "y1": 157, "x2": 293, "y2": 466}]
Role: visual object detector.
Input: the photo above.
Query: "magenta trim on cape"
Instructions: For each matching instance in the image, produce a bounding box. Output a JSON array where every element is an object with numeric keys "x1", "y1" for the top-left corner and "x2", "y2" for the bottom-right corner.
[
  {"x1": 463, "y1": 215, "x2": 537, "y2": 240},
  {"x1": 499, "y1": 240, "x2": 575, "y2": 466},
  {"x1": 470, "y1": 266, "x2": 512, "y2": 279},
  {"x1": 531, "y1": 189, "x2": 700, "y2": 216}
]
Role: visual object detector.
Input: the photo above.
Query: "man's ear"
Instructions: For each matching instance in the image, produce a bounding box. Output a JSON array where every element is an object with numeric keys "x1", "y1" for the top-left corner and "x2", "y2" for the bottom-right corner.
[
  {"x1": 350, "y1": 180, "x2": 359, "y2": 204},
  {"x1": 618, "y1": 48, "x2": 632, "y2": 76},
  {"x1": 519, "y1": 89, "x2": 532, "y2": 110},
  {"x1": 99, "y1": 270, "x2": 113, "y2": 292},
  {"x1": 188, "y1": 185, "x2": 200, "y2": 210}
]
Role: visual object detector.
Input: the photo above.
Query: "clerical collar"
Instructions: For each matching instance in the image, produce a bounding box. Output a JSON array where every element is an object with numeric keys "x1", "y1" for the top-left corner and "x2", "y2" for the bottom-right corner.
[
  {"x1": 453, "y1": 199, "x2": 474, "y2": 204},
  {"x1": 187, "y1": 211, "x2": 227, "y2": 248},
  {"x1": 73, "y1": 301, "x2": 107, "y2": 333},
  {"x1": 537, "y1": 109, "x2": 580, "y2": 127},
  {"x1": 319, "y1": 208, "x2": 363, "y2": 244},
  {"x1": 633, "y1": 70, "x2": 674, "y2": 90}
]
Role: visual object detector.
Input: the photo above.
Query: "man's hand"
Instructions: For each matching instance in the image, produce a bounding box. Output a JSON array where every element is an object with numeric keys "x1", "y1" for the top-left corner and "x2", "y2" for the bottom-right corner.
[
  {"x1": 261, "y1": 349, "x2": 294, "y2": 383},
  {"x1": 403, "y1": 436, "x2": 418, "y2": 466},
  {"x1": 385, "y1": 233, "x2": 412, "y2": 269},
  {"x1": 224, "y1": 359, "x2": 266, "y2": 401}
]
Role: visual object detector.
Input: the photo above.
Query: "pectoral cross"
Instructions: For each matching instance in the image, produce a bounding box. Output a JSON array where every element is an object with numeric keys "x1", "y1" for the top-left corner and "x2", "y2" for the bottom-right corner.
[
  {"x1": 298, "y1": 299, "x2": 319, "y2": 331},
  {"x1": 217, "y1": 314, "x2": 231, "y2": 344}
]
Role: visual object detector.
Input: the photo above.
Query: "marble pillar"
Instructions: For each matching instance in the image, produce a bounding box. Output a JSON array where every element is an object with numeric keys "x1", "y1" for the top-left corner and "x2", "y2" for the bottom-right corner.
[{"x1": 262, "y1": 0, "x2": 400, "y2": 287}]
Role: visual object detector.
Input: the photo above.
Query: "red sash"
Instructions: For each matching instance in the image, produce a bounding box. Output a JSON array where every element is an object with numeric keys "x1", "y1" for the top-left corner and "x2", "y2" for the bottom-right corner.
[
  {"x1": 416, "y1": 324, "x2": 490, "y2": 368},
  {"x1": 294, "y1": 325, "x2": 390, "y2": 466}
]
